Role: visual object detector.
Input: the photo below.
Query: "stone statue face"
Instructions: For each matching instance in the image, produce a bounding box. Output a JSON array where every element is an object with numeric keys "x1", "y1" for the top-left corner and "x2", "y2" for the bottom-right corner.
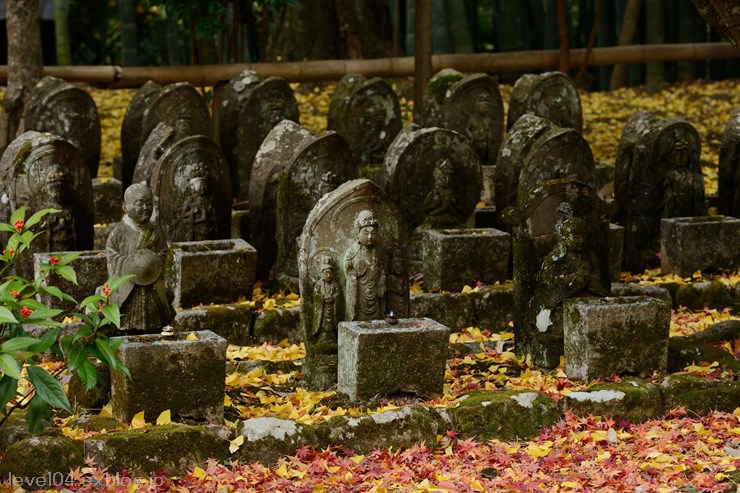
[
  {"x1": 125, "y1": 189, "x2": 153, "y2": 225},
  {"x1": 321, "y1": 267, "x2": 334, "y2": 282},
  {"x1": 475, "y1": 92, "x2": 493, "y2": 113},
  {"x1": 45, "y1": 165, "x2": 68, "y2": 206},
  {"x1": 358, "y1": 224, "x2": 377, "y2": 248},
  {"x1": 189, "y1": 175, "x2": 208, "y2": 197}
]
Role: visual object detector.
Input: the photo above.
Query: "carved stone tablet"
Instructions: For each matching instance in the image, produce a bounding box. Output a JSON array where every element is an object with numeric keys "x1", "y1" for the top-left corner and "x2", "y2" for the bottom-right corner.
[
  {"x1": 150, "y1": 135, "x2": 231, "y2": 244},
  {"x1": 507, "y1": 71, "x2": 583, "y2": 133},
  {"x1": 328, "y1": 74, "x2": 402, "y2": 165},
  {"x1": 132, "y1": 122, "x2": 177, "y2": 186},
  {"x1": 613, "y1": 111, "x2": 657, "y2": 225},
  {"x1": 120, "y1": 80, "x2": 162, "y2": 188},
  {"x1": 25, "y1": 75, "x2": 101, "y2": 178},
  {"x1": 141, "y1": 82, "x2": 211, "y2": 154}
]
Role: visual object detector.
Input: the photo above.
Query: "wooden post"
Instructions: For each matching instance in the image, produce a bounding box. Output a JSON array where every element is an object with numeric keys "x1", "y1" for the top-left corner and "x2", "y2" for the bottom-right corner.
[
  {"x1": 609, "y1": 0, "x2": 644, "y2": 90},
  {"x1": 556, "y1": 0, "x2": 570, "y2": 73},
  {"x1": 414, "y1": 0, "x2": 432, "y2": 122}
]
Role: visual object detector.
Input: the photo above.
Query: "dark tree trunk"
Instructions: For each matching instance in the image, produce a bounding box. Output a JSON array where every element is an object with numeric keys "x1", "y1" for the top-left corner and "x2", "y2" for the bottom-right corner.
[
  {"x1": 1, "y1": 0, "x2": 43, "y2": 150},
  {"x1": 691, "y1": 0, "x2": 740, "y2": 48},
  {"x1": 556, "y1": 0, "x2": 570, "y2": 73},
  {"x1": 609, "y1": 0, "x2": 644, "y2": 90},
  {"x1": 414, "y1": 0, "x2": 432, "y2": 122},
  {"x1": 118, "y1": 0, "x2": 137, "y2": 66}
]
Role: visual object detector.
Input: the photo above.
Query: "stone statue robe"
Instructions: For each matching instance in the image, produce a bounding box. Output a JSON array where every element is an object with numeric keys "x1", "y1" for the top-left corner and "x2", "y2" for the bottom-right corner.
[{"x1": 344, "y1": 242, "x2": 386, "y2": 321}]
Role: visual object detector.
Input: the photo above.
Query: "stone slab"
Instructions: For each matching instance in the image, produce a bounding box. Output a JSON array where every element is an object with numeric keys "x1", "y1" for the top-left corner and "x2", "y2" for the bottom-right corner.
[{"x1": 660, "y1": 215, "x2": 740, "y2": 277}]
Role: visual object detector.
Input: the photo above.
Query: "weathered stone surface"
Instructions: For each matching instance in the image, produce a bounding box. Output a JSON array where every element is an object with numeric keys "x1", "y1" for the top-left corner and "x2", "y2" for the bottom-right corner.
[
  {"x1": 328, "y1": 74, "x2": 402, "y2": 165},
  {"x1": 563, "y1": 296, "x2": 671, "y2": 381},
  {"x1": 474, "y1": 284, "x2": 516, "y2": 330},
  {"x1": 505, "y1": 180, "x2": 611, "y2": 369},
  {"x1": 661, "y1": 374, "x2": 740, "y2": 414},
  {"x1": 132, "y1": 121, "x2": 176, "y2": 186},
  {"x1": 422, "y1": 228, "x2": 510, "y2": 292},
  {"x1": 141, "y1": 82, "x2": 211, "y2": 152},
  {"x1": 410, "y1": 292, "x2": 477, "y2": 331},
  {"x1": 668, "y1": 337, "x2": 740, "y2": 374},
  {"x1": 218, "y1": 71, "x2": 299, "y2": 200},
  {"x1": 92, "y1": 177, "x2": 123, "y2": 225},
  {"x1": 420, "y1": 68, "x2": 466, "y2": 127},
  {"x1": 111, "y1": 330, "x2": 227, "y2": 423},
  {"x1": 562, "y1": 378, "x2": 663, "y2": 423},
  {"x1": 0, "y1": 131, "x2": 94, "y2": 278},
  {"x1": 660, "y1": 215, "x2": 740, "y2": 276},
  {"x1": 675, "y1": 280, "x2": 734, "y2": 310},
  {"x1": 451, "y1": 390, "x2": 559, "y2": 441},
  {"x1": 94, "y1": 223, "x2": 114, "y2": 251},
  {"x1": 0, "y1": 435, "x2": 83, "y2": 484},
  {"x1": 608, "y1": 223, "x2": 624, "y2": 281},
  {"x1": 303, "y1": 406, "x2": 449, "y2": 454},
  {"x1": 0, "y1": 413, "x2": 34, "y2": 452},
  {"x1": 298, "y1": 179, "x2": 408, "y2": 389},
  {"x1": 84, "y1": 425, "x2": 229, "y2": 475},
  {"x1": 120, "y1": 80, "x2": 162, "y2": 188},
  {"x1": 165, "y1": 239, "x2": 256, "y2": 309},
  {"x1": 172, "y1": 303, "x2": 255, "y2": 346},
  {"x1": 338, "y1": 318, "x2": 449, "y2": 401},
  {"x1": 150, "y1": 135, "x2": 232, "y2": 243},
  {"x1": 506, "y1": 71, "x2": 583, "y2": 132},
  {"x1": 65, "y1": 415, "x2": 121, "y2": 433},
  {"x1": 384, "y1": 123, "x2": 482, "y2": 234},
  {"x1": 238, "y1": 417, "x2": 303, "y2": 464},
  {"x1": 67, "y1": 362, "x2": 111, "y2": 411},
  {"x1": 275, "y1": 130, "x2": 358, "y2": 283},
  {"x1": 718, "y1": 107, "x2": 740, "y2": 216},
  {"x1": 610, "y1": 282, "x2": 672, "y2": 304},
  {"x1": 25, "y1": 75, "x2": 101, "y2": 177},
  {"x1": 253, "y1": 306, "x2": 302, "y2": 344},
  {"x1": 616, "y1": 115, "x2": 706, "y2": 272},
  {"x1": 34, "y1": 250, "x2": 107, "y2": 313}
]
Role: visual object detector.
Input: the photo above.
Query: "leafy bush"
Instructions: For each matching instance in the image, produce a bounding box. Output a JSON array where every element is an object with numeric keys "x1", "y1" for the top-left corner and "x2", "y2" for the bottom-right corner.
[{"x1": 0, "y1": 207, "x2": 130, "y2": 432}]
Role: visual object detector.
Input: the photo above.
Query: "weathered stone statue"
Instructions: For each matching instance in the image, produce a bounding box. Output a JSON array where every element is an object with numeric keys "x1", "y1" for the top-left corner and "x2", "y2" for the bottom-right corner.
[
  {"x1": 36, "y1": 164, "x2": 77, "y2": 253},
  {"x1": 506, "y1": 71, "x2": 583, "y2": 132},
  {"x1": 344, "y1": 210, "x2": 387, "y2": 321},
  {"x1": 312, "y1": 255, "x2": 338, "y2": 346},
  {"x1": 181, "y1": 162, "x2": 216, "y2": 241},
  {"x1": 106, "y1": 184, "x2": 175, "y2": 333},
  {"x1": 422, "y1": 159, "x2": 463, "y2": 229}
]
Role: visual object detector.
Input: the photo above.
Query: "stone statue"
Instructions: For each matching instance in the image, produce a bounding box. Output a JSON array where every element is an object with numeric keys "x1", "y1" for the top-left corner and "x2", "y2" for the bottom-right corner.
[
  {"x1": 312, "y1": 255, "x2": 338, "y2": 346},
  {"x1": 318, "y1": 170, "x2": 339, "y2": 197},
  {"x1": 466, "y1": 92, "x2": 495, "y2": 164},
  {"x1": 35, "y1": 163, "x2": 76, "y2": 253},
  {"x1": 182, "y1": 162, "x2": 216, "y2": 241},
  {"x1": 386, "y1": 245, "x2": 408, "y2": 317},
  {"x1": 422, "y1": 158, "x2": 463, "y2": 229},
  {"x1": 106, "y1": 183, "x2": 175, "y2": 333},
  {"x1": 344, "y1": 209, "x2": 386, "y2": 321}
]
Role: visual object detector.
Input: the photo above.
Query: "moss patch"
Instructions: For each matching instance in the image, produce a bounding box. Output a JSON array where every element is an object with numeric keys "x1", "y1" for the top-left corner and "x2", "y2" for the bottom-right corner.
[
  {"x1": 0, "y1": 435, "x2": 83, "y2": 481},
  {"x1": 563, "y1": 378, "x2": 663, "y2": 423},
  {"x1": 660, "y1": 373, "x2": 740, "y2": 415}
]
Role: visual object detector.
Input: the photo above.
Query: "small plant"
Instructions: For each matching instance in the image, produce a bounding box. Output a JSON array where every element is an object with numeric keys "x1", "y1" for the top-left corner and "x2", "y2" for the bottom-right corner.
[{"x1": 0, "y1": 207, "x2": 130, "y2": 432}]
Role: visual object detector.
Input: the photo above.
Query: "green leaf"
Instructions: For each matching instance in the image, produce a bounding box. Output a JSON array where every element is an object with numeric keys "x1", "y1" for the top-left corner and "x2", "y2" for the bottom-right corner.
[
  {"x1": 26, "y1": 365, "x2": 71, "y2": 413},
  {"x1": 9, "y1": 207, "x2": 25, "y2": 225},
  {"x1": 0, "y1": 354, "x2": 21, "y2": 380},
  {"x1": 101, "y1": 303, "x2": 121, "y2": 329},
  {"x1": 0, "y1": 375, "x2": 18, "y2": 412},
  {"x1": 0, "y1": 337, "x2": 40, "y2": 353},
  {"x1": 28, "y1": 328, "x2": 58, "y2": 353},
  {"x1": 0, "y1": 307, "x2": 18, "y2": 324},
  {"x1": 54, "y1": 265, "x2": 77, "y2": 285},
  {"x1": 95, "y1": 339, "x2": 119, "y2": 371},
  {"x1": 67, "y1": 345, "x2": 86, "y2": 371},
  {"x1": 106, "y1": 274, "x2": 135, "y2": 293},
  {"x1": 59, "y1": 251, "x2": 80, "y2": 266},
  {"x1": 79, "y1": 294, "x2": 105, "y2": 311},
  {"x1": 39, "y1": 285, "x2": 76, "y2": 303},
  {"x1": 26, "y1": 393, "x2": 52, "y2": 434},
  {"x1": 24, "y1": 208, "x2": 59, "y2": 229},
  {"x1": 77, "y1": 359, "x2": 98, "y2": 391},
  {"x1": 0, "y1": 224, "x2": 16, "y2": 234},
  {"x1": 23, "y1": 308, "x2": 64, "y2": 323}
]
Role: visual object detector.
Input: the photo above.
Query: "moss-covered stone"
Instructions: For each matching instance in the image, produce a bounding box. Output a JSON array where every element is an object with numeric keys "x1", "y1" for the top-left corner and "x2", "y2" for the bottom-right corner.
[
  {"x1": 65, "y1": 415, "x2": 123, "y2": 433},
  {"x1": 0, "y1": 435, "x2": 83, "y2": 482},
  {"x1": 172, "y1": 303, "x2": 254, "y2": 346},
  {"x1": 252, "y1": 306, "x2": 301, "y2": 343},
  {"x1": 425, "y1": 69, "x2": 465, "y2": 105},
  {"x1": 238, "y1": 417, "x2": 303, "y2": 464},
  {"x1": 84, "y1": 425, "x2": 229, "y2": 475},
  {"x1": 451, "y1": 390, "x2": 559, "y2": 441},
  {"x1": 410, "y1": 292, "x2": 476, "y2": 331},
  {"x1": 610, "y1": 282, "x2": 672, "y2": 304},
  {"x1": 562, "y1": 378, "x2": 663, "y2": 423},
  {"x1": 475, "y1": 284, "x2": 515, "y2": 330},
  {"x1": 660, "y1": 374, "x2": 740, "y2": 415},
  {"x1": 675, "y1": 281, "x2": 733, "y2": 310},
  {"x1": 303, "y1": 406, "x2": 449, "y2": 454},
  {"x1": 668, "y1": 337, "x2": 740, "y2": 374}
]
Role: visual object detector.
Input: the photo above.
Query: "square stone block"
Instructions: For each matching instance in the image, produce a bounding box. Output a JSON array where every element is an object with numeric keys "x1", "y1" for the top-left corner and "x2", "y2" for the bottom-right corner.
[
  {"x1": 660, "y1": 215, "x2": 740, "y2": 277},
  {"x1": 422, "y1": 228, "x2": 510, "y2": 292},
  {"x1": 338, "y1": 318, "x2": 449, "y2": 402},
  {"x1": 165, "y1": 239, "x2": 256, "y2": 309},
  {"x1": 111, "y1": 330, "x2": 227, "y2": 423},
  {"x1": 564, "y1": 296, "x2": 671, "y2": 381},
  {"x1": 34, "y1": 250, "x2": 107, "y2": 312}
]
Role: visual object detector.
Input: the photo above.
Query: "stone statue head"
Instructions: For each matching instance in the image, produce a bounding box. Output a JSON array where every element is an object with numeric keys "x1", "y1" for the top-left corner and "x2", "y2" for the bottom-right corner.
[
  {"x1": 433, "y1": 159, "x2": 453, "y2": 187},
  {"x1": 318, "y1": 255, "x2": 334, "y2": 281},
  {"x1": 475, "y1": 91, "x2": 493, "y2": 113},
  {"x1": 124, "y1": 183, "x2": 154, "y2": 225},
  {"x1": 188, "y1": 162, "x2": 209, "y2": 197},
  {"x1": 354, "y1": 209, "x2": 379, "y2": 248},
  {"x1": 318, "y1": 171, "x2": 339, "y2": 197},
  {"x1": 44, "y1": 164, "x2": 69, "y2": 206}
]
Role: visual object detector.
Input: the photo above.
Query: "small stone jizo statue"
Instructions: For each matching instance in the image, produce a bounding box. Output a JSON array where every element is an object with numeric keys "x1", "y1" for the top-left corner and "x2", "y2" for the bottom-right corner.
[
  {"x1": 344, "y1": 209, "x2": 386, "y2": 321},
  {"x1": 182, "y1": 161, "x2": 216, "y2": 241},
  {"x1": 312, "y1": 255, "x2": 338, "y2": 346},
  {"x1": 423, "y1": 158, "x2": 462, "y2": 228},
  {"x1": 106, "y1": 183, "x2": 175, "y2": 333}
]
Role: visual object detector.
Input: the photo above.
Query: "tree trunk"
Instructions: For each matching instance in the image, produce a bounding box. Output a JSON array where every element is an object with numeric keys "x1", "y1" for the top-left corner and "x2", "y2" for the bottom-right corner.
[
  {"x1": 556, "y1": 0, "x2": 570, "y2": 73},
  {"x1": 118, "y1": 0, "x2": 137, "y2": 66},
  {"x1": 609, "y1": 0, "x2": 644, "y2": 90},
  {"x1": 413, "y1": 0, "x2": 432, "y2": 122},
  {"x1": 690, "y1": 0, "x2": 740, "y2": 48},
  {"x1": 0, "y1": 0, "x2": 43, "y2": 150},
  {"x1": 54, "y1": 0, "x2": 71, "y2": 65}
]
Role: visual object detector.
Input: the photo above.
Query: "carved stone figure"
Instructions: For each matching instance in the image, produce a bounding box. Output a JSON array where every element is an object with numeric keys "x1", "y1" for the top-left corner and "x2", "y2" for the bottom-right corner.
[
  {"x1": 344, "y1": 210, "x2": 386, "y2": 322},
  {"x1": 422, "y1": 158, "x2": 463, "y2": 229},
  {"x1": 106, "y1": 184, "x2": 175, "y2": 333},
  {"x1": 312, "y1": 255, "x2": 338, "y2": 346},
  {"x1": 506, "y1": 71, "x2": 583, "y2": 133},
  {"x1": 181, "y1": 162, "x2": 216, "y2": 241}
]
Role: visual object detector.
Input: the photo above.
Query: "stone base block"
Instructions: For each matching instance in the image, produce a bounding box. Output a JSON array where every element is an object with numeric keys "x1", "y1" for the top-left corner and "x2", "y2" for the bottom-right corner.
[
  {"x1": 422, "y1": 228, "x2": 510, "y2": 292},
  {"x1": 338, "y1": 318, "x2": 449, "y2": 401},
  {"x1": 111, "y1": 330, "x2": 227, "y2": 423},
  {"x1": 660, "y1": 215, "x2": 740, "y2": 277},
  {"x1": 34, "y1": 250, "x2": 107, "y2": 312},
  {"x1": 564, "y1": 296, "x2": 671, "y2": 381},
  {"x1": 165, "y1": 239, "x2": 256, "y2": 309}
]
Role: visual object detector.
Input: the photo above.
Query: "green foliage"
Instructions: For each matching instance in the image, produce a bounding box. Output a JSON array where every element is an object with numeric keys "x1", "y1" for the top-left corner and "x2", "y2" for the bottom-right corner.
[{"x1": 0, "y1": 208, "x2": 132, "y2": 433}]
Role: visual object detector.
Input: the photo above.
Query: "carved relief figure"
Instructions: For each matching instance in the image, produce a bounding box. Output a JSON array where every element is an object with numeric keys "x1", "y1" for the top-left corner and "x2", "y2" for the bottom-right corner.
[
  {"x1": 182, "y1": 162, "x2": 216, "y2": 241},
  {"x1": 386, "y1": 246, "x2": 407, "y2": 316},
  {"x1": 466, "y1": 91, "x2": 495, "y2": 164},
  {"x1": 422, "y1": 158, "x2": 462, "y2": 228},
  {"x1": 344, "y1": 209, "x2": 386, "y2": 321},
  {"x1": 312, "y1": 255, "x2": 338, "y2": 345},
  {"x1": 35, "y1": 163, "x2": 76, "y2": 253},
  {"x1": 318, "y1": 170, "x2": 339, "y2": 197},
  {"x1": 106, "y1": 184, "x2": 175, "y2": 332},
  {"x1": 660, "y1": 134, "x2": 704, "y2": 218}
]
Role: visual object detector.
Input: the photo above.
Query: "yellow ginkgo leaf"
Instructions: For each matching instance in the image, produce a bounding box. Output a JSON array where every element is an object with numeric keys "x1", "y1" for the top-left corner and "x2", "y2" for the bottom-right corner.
[
  {"x1": 130, "y1": 410, "x2": 147, "y2": 429},
  {"x1": 156, "y1": 409, "x2": 171, "y2": 426},
  {"x1": 229, "y1": 434, "x2": 244, "y2": 454},
  {"x1": 186, "y1": 332, "x2": 198, "y2": 340},
  {"x1": 100, "y1": 402, "x2": 113, "y2": 418}
]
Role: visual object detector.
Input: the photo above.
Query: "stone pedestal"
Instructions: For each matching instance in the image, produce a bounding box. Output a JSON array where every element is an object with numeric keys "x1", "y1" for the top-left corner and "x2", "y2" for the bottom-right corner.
[
  {"x1": 165, "y1": 239, "x2": 256, "y2": 309},
  {"x1": 111, "y1": 330, "x2": 227, "y2": 423},
  {"x1": 660, "y1": 215, "x2": 740, "y2": 277},
  {"x1": 34, "y1": 250, "x2": 107, "y2": 312},
  {"x1": 337, "y1": 318, "x2": 449, "y2": 401},
  {"x1": 422, "y1": 228, "x2": 510, "y2": 291},
  {"x1": 563, "y1": 296, "x2": 671, "y2": 381}
]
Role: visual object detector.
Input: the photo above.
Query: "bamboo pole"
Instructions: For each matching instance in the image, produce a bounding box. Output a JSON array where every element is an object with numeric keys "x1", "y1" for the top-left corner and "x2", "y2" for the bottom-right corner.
[{"x1": 0, "y1": 42, "x2": 736, "y2": 88}]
